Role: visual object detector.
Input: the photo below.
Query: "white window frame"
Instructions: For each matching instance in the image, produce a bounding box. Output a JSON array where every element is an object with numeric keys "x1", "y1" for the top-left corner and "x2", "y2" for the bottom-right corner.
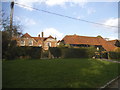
[
  {"x1": 29, "y1": 40, "x2": 33, "y2": 46},
  {"x1": 21, "y1": 40, "x2": 25, "y2": 46},
  {"x1": 47, "y1": 42, "x2": 51, "y2": 47}
]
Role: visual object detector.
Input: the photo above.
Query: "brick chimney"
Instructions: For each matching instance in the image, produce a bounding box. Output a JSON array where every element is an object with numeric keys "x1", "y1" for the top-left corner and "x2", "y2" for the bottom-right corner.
[
  {"x1": 42, "y1": 32, "x2": 44, "y2": 38},
  {"x1": 38, "y1": 34, "x2": 40, "y2": 37},
  {"x1": 55, "y1": 37, "x2": 57, "y2": 40}
]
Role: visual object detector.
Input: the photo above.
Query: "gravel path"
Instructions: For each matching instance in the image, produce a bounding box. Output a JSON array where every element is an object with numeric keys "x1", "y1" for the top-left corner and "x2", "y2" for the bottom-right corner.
[{"x1": 98, "y1": 59, "x2": 120, "y2": 63}]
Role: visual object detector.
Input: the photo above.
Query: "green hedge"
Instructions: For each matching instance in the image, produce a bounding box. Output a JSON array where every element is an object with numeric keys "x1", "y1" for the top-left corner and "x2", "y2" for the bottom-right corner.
[
  {"x1": 50, "y1": 47, "x2": 96, "y2": 59},
  {"x1": 4, "y1": 46, "x2": 42, "y2": 60},
  {"x1": 17, "y1": 46, "x2": 42, "y2": 59},
  {"x1": 61, "y1": 48, "x2": 87, "y2": 58},
  {"x1": 49, "y1": 47, "x2": 61, "y2": 58},
  {"x1": 109, "y1": 52, "x2": 120, "y2": 60}
]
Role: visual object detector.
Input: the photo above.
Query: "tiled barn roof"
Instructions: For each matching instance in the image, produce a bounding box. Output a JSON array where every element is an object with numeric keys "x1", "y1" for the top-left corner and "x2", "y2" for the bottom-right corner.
[{"x1": 62, "y1": 35, "x2": 117, "y2": 51}]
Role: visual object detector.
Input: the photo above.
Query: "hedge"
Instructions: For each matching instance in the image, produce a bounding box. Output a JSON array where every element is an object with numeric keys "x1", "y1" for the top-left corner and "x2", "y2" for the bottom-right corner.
[
  {"x1": 109, "y1": 52, "x2": 120, "y2": 60},
  {"x1": 49, "y1": 47, "x2": 96, "y2": 59},
  {"x1": 49, "y1": 47, "x2": 61, "y2": 58},
  {"x1": 4, "y1": 46, "x2": 42, "y2": 60}
]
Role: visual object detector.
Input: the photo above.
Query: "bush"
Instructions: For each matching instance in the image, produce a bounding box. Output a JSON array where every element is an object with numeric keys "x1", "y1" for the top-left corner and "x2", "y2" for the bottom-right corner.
[
  {"x1": 4, "y1": 46, "x2": 42, "y2": 60},
  {"x1": 50, "y1": 47, "x2": 96, "y2": 59},
  {"x1": 109, "y1": 52, "x2": 120, "y2": 59},
  {"x1": 61, "y1": 48, "x2": 87, "y2": 58},
  {"x1": 5, "y1": 46, "x2": 18, "y2": 60},
  {"x1": 42, "y1": 50, "x2": 49, "y2": 58},
  {"x1": 3, "y1": 40, "x2": 18, "y2": 60},
  {"x1": 18, "y1": 46, "x2": 42, "y2": 59},
  {"x1": 49, "y1": 47, "x2": 61, "y2": 58},
  {"x1": 86, "y1": 47, "x2": 97, "y2": 58}
]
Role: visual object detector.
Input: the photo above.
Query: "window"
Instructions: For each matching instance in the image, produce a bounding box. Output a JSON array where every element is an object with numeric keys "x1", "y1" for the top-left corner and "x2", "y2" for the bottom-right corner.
[
  {"x1": 47, "y1": 42, "x2": 51, "y2": 47},
  {"x1": 39, "y1": 44, "x2": 42, "y2": 47},
  {"x1": 97, "y1": 47, "x2": 99, "y2": 51},
  {"x1": 29, "y1": 40, "x2": 33, "y2": 46},
  {"x1": 21, "y1": 40, "x2": 25, "y2": 46}
]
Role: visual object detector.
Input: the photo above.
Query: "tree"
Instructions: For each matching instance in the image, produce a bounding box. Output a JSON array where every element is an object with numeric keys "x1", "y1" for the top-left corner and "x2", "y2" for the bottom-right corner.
[
  {"x1": 97, "y1": 35, "x2": 102, "y2": 38},
  {"x1": 1, "y1": 11, "x2": 23, "y2": 60}
]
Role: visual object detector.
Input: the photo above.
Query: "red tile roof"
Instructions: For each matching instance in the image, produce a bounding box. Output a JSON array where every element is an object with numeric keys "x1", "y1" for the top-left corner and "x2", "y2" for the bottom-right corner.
[
  {"x1": 48, "y1": 35, "x2": 54, "y2": 39},
  {"x1": 62, "y1": 35, "x2": 117, "y2": 51},
  {"x1": 107, "y1": 40, "x2": 118, "y2": 45},
  {"x1": 21, "y1": 33, "x2": 55, "y2": 42},
  {"x1": 21, "y1": 33, "x2": 31, "y2": 38},
  {"x1": 43, "y1": 35, "x2": 55, "y2": 41},
  {"x1": 32, "y1": 37, "x2": 42, "y2": 42}
]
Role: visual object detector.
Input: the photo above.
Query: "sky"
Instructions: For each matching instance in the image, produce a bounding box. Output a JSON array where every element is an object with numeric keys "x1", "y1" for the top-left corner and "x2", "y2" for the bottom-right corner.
[{"x1": 2, "y1": 0, "x2": 119, "y2": 40}]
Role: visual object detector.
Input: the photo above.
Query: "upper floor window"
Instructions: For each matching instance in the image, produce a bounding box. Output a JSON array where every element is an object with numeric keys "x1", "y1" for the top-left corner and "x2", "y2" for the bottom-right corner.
[
  {"x1": 21, "y1": 40, "x2": 25, "y2": 46},
  {"x1": 47, "y1": 42, "x2": 51, "y2": 47},
  {"x1": 29, "y1": 40, "x2": 33, "y2": 46}
]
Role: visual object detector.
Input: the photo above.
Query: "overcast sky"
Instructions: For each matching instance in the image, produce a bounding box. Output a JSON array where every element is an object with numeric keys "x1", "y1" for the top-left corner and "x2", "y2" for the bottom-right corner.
[{"x1": 2, "y1": 0, "x2": 119, "y2": 40}]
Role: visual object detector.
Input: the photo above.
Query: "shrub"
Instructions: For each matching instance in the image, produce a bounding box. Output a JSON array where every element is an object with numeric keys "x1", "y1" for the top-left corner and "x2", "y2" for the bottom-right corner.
[
  {"x1": 49, "y1": 47, "x2": 96, "y2": 59},
  {"x1": 61, "y1": 48, "x2": 86, "y2": 58},
  {"x1": 3, "y1": 40, "x2": 18, "y2": 60},
  {"x1": 42, "y1": 50, "x2": 49, "y2": 58},
  {"x1": 109, "y1": 52, "x2": 120, "y2": 59},
  {"x1": 4, "y1": 46, "x2": 42, "y2": 60},
  {"x1": 49, "y1": 47, "x2": 61, "y2": 58},
  {"x1": 85, "y1": 47, "x2": 97, "y2": 58},
  {"x1": 5, "y1": 45, "x2": 18, "y2": 60},
  {"x1": 20, "y1": 46, "x2": 41, "y2": 59}
]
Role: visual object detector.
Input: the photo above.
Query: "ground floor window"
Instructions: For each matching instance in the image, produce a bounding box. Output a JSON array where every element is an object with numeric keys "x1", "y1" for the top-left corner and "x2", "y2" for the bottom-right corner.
[{"x1": 20, "y1": 40, "x2": 25, "y2": 46}]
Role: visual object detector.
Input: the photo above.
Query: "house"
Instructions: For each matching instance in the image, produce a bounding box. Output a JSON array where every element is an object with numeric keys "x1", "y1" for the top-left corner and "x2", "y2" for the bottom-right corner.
[
  {"x1": 107, "y1": 40, "x2": 120, "y2": 47},
  {"x1": 61, "y1": 34, "x2": 117, "y2": 52},
  {"x1": 17, "y1": 32, "x2": 57, "y2": 50}
]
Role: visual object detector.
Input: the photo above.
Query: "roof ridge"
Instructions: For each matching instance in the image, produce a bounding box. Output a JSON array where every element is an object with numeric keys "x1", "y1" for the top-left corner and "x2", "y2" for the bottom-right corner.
[{"x1": 66, "y1": 35, "x2": 98, "y2": 38}]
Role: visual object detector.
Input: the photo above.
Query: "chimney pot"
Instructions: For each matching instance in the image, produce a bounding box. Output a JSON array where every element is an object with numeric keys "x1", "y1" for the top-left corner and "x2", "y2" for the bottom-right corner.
[
  {"x1": 38, "y1": 34, "x2": 40, "y2": 37},
  {"x1": 42, "y1": 32, "x2": 44, "y2": 38}
]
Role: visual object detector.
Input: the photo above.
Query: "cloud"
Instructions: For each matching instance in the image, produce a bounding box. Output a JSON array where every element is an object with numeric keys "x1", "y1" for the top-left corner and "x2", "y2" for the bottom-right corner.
[
  {"x1": 15, "y1": 0, "x2": 36, "y2": 11},
  {"x1": 45, "y1": 0, "x2": 87, "y2": 7},
  {"x1": 14, "y1": 16, "x2": 37, "y2": 26},
  {"x1": 24, "y1": 18, "x2": 36, "y2": 26},
  {"x1": 39, "y1": 28, "x2": 64, "y2": 40},
  {"x1": 103, "y1": 18, "x2": 118, "y2": 27},
  {"x1": 102, "y1": 18, "x2": 119, "y2": 33},
  {"x1": 15, "y1": 0, "x2": 87, "y2": 10},
  {"x1": 87, "y1": 8, "x2": 96, "y2": 15}
]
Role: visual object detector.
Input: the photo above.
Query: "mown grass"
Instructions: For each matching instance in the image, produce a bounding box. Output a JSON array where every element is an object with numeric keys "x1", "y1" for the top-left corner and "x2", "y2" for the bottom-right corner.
[{"x1": 2, "y1": 58, "x2": 120, "y2": 88}]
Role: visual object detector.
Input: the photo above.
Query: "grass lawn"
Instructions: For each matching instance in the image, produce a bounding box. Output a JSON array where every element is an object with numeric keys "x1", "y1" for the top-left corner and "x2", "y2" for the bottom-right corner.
[{"x1": 3, "y1": 58, "x2": 120, "y2": 88}]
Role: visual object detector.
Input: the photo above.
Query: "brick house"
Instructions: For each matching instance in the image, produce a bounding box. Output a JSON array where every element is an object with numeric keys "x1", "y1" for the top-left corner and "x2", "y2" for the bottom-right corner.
[
  {"x1": 17, "y1": 32, "x2": 57, "y2": 50},
  {"x1": 61, "y1": 34, "x2": 117, "y2": 52}
]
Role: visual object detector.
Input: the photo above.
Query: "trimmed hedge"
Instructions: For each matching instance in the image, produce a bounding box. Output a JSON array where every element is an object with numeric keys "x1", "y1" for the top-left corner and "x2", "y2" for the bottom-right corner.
[
  {"x1": 49, "y1": 47, "x2": 61, "y2": 58},
  {"x1": 109, "y1": 52, "x2": 120, "y2": 60},
  {"x1": 49, "y1": 47, "x2": 96, "y2": 58},
  {"x1": 4, "y1": 46, "x2": 42, "y2": 60},
  {"x1": 17, "y1": 46, "x2": 42, "y2": 59},
  {"x1": 61, "y1": 48, "x2": 87, "y2": 58}
]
